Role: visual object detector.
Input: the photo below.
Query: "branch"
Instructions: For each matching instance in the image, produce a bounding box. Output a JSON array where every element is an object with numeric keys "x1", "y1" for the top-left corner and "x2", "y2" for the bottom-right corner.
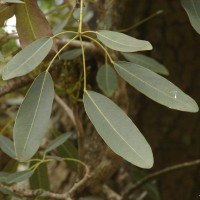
[
  {"x1": 123, "y1": 159, "x2": 200, "y2": 198},
  {"x1": 0, "y1": 161, "x2": 90, "y2": 200}
]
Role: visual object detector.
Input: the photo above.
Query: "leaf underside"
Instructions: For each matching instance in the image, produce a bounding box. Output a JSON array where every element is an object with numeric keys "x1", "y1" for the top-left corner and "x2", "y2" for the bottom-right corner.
[
  {"x1": 114, "y1": 61, "x2": 199, "y2": 112},
  {"x1": 13, "y1": 72, "x2": 54, "y2": 162},
  {"x1": 83, "y1": 90, "x2": 153, "y2": 169}
]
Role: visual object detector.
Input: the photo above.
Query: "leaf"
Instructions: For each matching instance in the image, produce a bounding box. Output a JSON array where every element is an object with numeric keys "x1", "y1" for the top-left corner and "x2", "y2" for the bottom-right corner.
[
  {"x1": 0, "y1": 5, "x2": 15, "y2": 27},
  {"x1": 83, "y1": 90, "x2": 153, "y2": 168},
  {"x1": 57, "y1": 139, "x2": 78, "y2": 171},
  {"x1": 0, "y1": 135, "x2": 16, "y2": 159},
  {"x1": 44, "y1": 133, "x2": 71, "y2": 154},
  {"x1": 30, "y1": 163, "x2": 49, "y2": 190},
  {"x1": 96, "y1": 30, "x2": 152, "y2": 52},
  {"x1": 0, "y1": 52, "x2": 4, "y2": 62},
  {"x1": 96, "y1": 64, "x2": 118, "y2": 97},
  {"x1": 60, "y1": 49, "x2": 82, "y2": 60},
  {"x1": 122, "y1": 53, "x2": 169, "y2": 75},
  {"x1": 181, "y1": 0, "x2": 200, "y2": 34},
  {"x1": 7, "y1": 170, "x2": 34, "y2": 183},
  {"x1": 13, "y1": 72, "x2": 54, "y2": 162},
  {"x1": 15, "y1": 0, "x2": 54, "y2": 47},
  {"x1": 2, "y1": 37, "x2": 53, "y2": 80},
  {"x1": 2, "y1": 0, "x2": 23, "y2": 3},
  {"x1": 114, "y1": 61, "x2": 199, "y2": 112},
  {"x1": 0, "y1": 172, "x2": 9, "y2": 182}
]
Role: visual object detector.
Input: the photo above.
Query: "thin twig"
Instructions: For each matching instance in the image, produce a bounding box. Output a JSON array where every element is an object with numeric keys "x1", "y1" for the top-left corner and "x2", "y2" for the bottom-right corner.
[
  {"x1": 0, "y1": 160, "x2": 90, "y2": 199},
  {"x1": 55, "y1": 94, "x2": 76, "y2": 126},
  {"x1": 123, "y1": 159, "x2": 200, "y2": 198}
]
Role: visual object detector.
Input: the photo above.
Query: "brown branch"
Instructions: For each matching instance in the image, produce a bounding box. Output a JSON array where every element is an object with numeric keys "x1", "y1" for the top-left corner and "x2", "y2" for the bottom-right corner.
[
  {"x1": 123, "y1": 159, "x2": 200, "y2": 198},
  {"x1": 0, "y1": 160, "x2": 90, "y2": 200}
]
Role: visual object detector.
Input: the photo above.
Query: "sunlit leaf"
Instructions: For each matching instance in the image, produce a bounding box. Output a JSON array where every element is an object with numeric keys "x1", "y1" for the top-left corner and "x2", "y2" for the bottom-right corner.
[
  {"x1": 14, "y1": 72, "x2": 54, "y2": 162},
  {"x1": 30, "y1": 162, "x2": 49, "y2": 190},
  {"x1": 44, "y1": 133, "x2": 71, "y2": 154},
  {"x1": 7, "y1": 170, "x2": 34, "y2": 183},
  {"x1": 83, "y1": 90, "x2": 154, "y2": 168},
  {"x1": 15, "y1": 0, "x2": 54, "y2": 47},
  {"x1": 0, "y1": 135, "x2": 16, "y2": 159},
  {"x1": 96, "y1": 64, "x2": 118, "y2": 97},
  {"x1": 114, "y1": 61, "x2": 199, "y2": 112},
  {"x1": 2, "y1": 37, "x2": 53, "y2": 80},
  {"x1": 60, "y1": 49, "x2": 82, "y2": 60},
  {"x1": 96, "y1": 30, "x2": 152, "y2": 52},
  {"x1": 181, "y1": 0, "x2": 200, "y2": 34},
  {"x1": 0, "y1": 5, "x2": 15, "y2": 27},
  {"x1": 122, "y1": 53, "x2": 169, "y2": 75}
]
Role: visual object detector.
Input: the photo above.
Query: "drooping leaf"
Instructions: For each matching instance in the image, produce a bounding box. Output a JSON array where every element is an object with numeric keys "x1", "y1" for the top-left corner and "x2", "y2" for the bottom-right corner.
[
  {"x1": 14, "y1": 72, "x2": 54, "y2": 162},
  {"x1": 7, "y1": 170, "x2": 34, "y2": 183},
  {"x1": 2, "y1": 37, "x2": 53, "y2": 80},
  {"x1": 0, "y1": 135, "x2": 16, "y2": 159},
  {"x1": 57, "y1": 138, "x2": 78, "y2": 171},
  {"x1": 96, "y1": 30, "x2": 152, "y2": 52},
  {"x1": 60, "y1": 48, "x2": 82, "y2": 60},
  {"x1": 181, "y1": 0, "x2": 200, "y2": 34},
  {"x1": 30, "y1": 163, "x2": 49, "y2": 190},
  {"x1": 83, "y1": 90, "x2": 154, "y2": 168},
  {"x1": 114, "y1": 61, "x2": 199, "y2": 112},
  {"x1": 44, "y1": 133, "x2": 71, "y2": 154},
  {"x1": 96, "y1": 64, "x2": 118, "y2": 97},
  {"x1": 15, "y1": 0, "x2": 54, "y2": 47},
  {"x1": 0, "y1": 5, "x2": 15, "y2": 27},
  {"x1": 122, "y1": 53, "x2": 169, "y2": 75}
]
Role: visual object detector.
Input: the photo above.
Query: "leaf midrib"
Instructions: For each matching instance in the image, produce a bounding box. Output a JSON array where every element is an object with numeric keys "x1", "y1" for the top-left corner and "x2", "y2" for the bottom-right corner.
[{"x1": 85, "y1": 91, "x2": 148, "y2": 164}]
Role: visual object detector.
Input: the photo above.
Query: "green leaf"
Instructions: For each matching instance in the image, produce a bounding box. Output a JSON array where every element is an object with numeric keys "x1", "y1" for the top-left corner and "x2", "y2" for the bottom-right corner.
[
  {"x1": 7, "y1": 170, "x2": 34, "y2": 183},
  {"x1": 13, "y1": 72, "x2": 54, "y2": 162},
  {"x1": 181, "y1": 0, "x2": 200, "y2": 34},
  {"x1": 0, "y1": 135, "x2": 16, "y2": 159},
  {"x1": 57, "y1": 140, "x2": 78, "y2": 171},
  {"x1": 96, "y1": 30, "x2": 152, "y2": 52},
  {"x1": 83, "y1": 90, "x2": 153, "y2": 168},
  {"x1": 114, "y1": 61, "x2": 199, "y2": 112},
  {"x1": 96, "y1": 64, "x2": 118, "y2": 97},
  {"x1": 0, "y1": 52, "x2": 4, "y2": 62},
  {"x1": 30, "y1": 163, "x2": 49, "y2": 190},
  {"x1": 0, "y1": 172, "x2": 9, "y2": 183},
  {"x1": 2, "y1": 37, "x2": 53, "y2": 80},
  {"x1": 15, "y1": 0, "x2": 54, "y2": 47},
  {"x1": 44, "y1": 133, "x2": 71, "y2": 154},
  {"x1": 0, "y1": 5, "x2": 15, "y2": 27},
  {"x1": 122, "y1": 53, "x2": 169, "y2": 75},
  {"x1": 60, "y1": 49, "x2": 82, "y2": 60}
]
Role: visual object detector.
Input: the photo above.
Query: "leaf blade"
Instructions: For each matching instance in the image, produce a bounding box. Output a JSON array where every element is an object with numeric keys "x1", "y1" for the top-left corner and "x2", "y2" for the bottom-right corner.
[
  {"x1": 83, "y1": 91, "x2": 153, "y2": 168},
  {"x1": 114, "y1": 61, "x2": 199, "y2": 112},
  {"x1": 44, "y1": 133, "x2": 71, "y2": 154},
  {"x1": 181, "y1": 0, "x2": 200, "y2": 34},
  {"x1": 13, "y1": 72, "x2": 54, "y2": 162},
  {"x1": 96, "y1": 64, "x2": 118, "y2": 97},
  {"x1": 2, "y1": 37, "x2": 53, "y2": 80},
  {"x1": 122, "y1": 53, "x2": 169, "y2": 75},
  {"x1": 96, "y1": 30, "x2": 152, "y2": 52},
  {"x1": 0, "y1": 135, "x2": 16, "y2": 159}
]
